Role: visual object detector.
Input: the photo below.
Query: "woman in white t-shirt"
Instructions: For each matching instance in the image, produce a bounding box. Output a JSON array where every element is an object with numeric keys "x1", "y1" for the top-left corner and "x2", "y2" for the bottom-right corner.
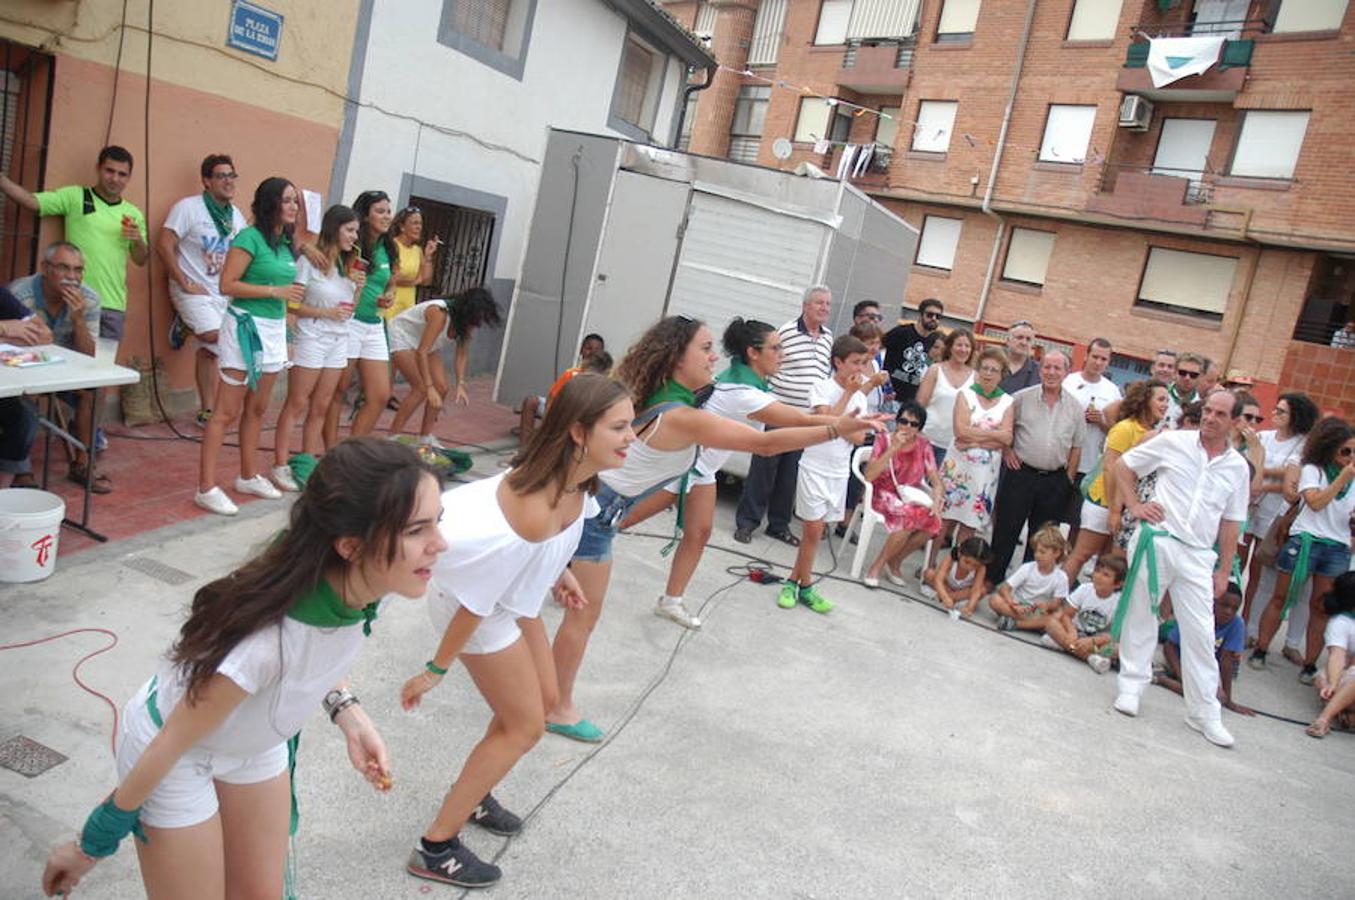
[
  {"x1": 41, "y1": 439, "x2": 446, "y2": 899},
  {"x1": 1307, "y1": 572, "x2": 1355, "y2": 737},
  {"x1": 272, "y1": 205, "x2": 364, "y2": 487},
  {"x1": 618, "y1": 318, "x2": 863, "y2": 629},
  {"x1": 386, "y1": 287, "x2": 502, "y2": 446},
  {"x1": 398, "y1": 374, "x2": 631, "y2": 889},
  {"x1": 1251, "y1": 417, "x2": 1355, "y2": 683}
]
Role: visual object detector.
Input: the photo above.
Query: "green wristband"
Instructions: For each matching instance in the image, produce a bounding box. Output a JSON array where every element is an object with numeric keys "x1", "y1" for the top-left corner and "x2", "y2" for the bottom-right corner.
[{"x1": 425, "y1": 660, "x2": 448, "y2": 676}]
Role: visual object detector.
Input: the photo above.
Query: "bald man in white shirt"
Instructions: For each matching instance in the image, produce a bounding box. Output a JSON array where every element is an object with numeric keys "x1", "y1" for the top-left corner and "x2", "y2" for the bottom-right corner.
[{"x1": 1112, "y1": 389, "x2": 1251, "y2": 748}]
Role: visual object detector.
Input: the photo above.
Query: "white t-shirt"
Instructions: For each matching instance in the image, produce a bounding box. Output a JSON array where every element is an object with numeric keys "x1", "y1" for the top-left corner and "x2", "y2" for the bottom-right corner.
[
  {"x1": 1253, "y1": 430, "x2": 1305, "y2": 525},
  {"x1": 146, "y1": 614, "x2": 365, "y2": 758},
  {"x1": 1324, "y1": 614, "x2": 1355, "y2": 654},
  {"x1": 1066, "y1": 582, "x2": 1119, "y2": 635},
  {"x1": 1294, "y1": 464, "x2": 1355, "y2": 545},
  {"x1": 694, "y1": 382, "x2": 775, "y2": 477},
  {"x1": 800, "y1": 376, "x2": 868, "y2": 476},
  {"x1": 428, "y1": 474, "x2": 599, "y2": 624},
  {"x1": 389, "y1": 298, "x2": 452, "y2": 354},
  {"x1": 1005, "y1": 561, "x2": 1070, "y2": 604},
  {"x1": 293, "y1": 257, "x2": 357, "y2": 339},
  {"x1": 1062, "y1": 372, "x2": 1122, "y2": 471},
  {"x1": 162, "y1": 194, "x2": 248, "y2": 301}
]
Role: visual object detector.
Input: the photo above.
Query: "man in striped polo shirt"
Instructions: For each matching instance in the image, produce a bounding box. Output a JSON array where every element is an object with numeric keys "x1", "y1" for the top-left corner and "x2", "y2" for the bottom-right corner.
[{"x1": 734, "y1": 285, "x2": 834, "y2": 545}]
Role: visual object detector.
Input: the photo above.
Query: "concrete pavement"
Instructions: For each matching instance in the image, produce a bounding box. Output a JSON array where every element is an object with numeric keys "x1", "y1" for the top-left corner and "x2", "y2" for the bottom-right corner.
[{"x1": 2, "y1": 456, "x2": 1352, "y2": 898}]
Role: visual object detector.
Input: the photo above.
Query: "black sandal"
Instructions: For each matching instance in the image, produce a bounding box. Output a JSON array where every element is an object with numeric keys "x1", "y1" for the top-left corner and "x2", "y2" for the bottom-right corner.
[{"x1": 766, "y1": 528, "x2": 800, "y2": 547}]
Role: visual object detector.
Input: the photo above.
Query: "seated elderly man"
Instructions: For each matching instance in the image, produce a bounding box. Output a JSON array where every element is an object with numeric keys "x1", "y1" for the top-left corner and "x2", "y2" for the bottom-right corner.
[
  {"x1": 0, "y1": 282, "x2": 54, "y2": 487},
  {"x1": 7, "y1": 241, "x2": 109, "y2": 492}
]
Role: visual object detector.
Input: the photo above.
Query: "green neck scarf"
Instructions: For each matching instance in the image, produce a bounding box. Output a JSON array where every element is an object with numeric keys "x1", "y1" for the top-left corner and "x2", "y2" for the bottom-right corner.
[
  {"x1": 644, "y1": 378, "x2": 697, "y2": 409},
  {"x1": 286, "y1": 577, "x2": 379, "y2": 636},
  {"x1": 202, "y1": 191, "x2": 235, "y2": 240},
  {"x1": 1325, "y1": 463, "x2": 1352, "y2": 501},
  {"x1": 1168, "y1": 383, "x2": 1195, "y2": 405},
  {"x1": 716, "y1": 360, "x2": 769, "y2": 391},
  {"x1": 971, "y1": 382, "x2": 1005, "y2": 400}
]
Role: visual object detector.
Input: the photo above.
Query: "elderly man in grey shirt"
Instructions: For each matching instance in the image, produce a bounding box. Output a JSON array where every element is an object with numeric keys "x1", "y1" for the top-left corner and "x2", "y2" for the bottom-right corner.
[{"x1": 986, "y1": 350, "x2": 1087, "y2": 586}]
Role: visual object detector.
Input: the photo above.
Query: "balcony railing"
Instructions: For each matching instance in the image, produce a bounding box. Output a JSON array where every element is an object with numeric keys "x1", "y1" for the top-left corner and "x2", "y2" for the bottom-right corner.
[
  {"x1": 842, "y1": 36, "x2": 917, "y2": 70},
  {"x1": 1125, "y1": 38, "x2": 1254, "y2": 69},
  {"x1": 1123, "y1": 18, "x2": 1268, "y2": 70}
]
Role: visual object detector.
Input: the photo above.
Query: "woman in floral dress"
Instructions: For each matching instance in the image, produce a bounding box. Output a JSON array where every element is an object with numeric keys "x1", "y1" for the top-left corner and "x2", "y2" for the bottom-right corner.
[{"x1": 937, "y1": 347, "x2": 1014, "y2": 559}]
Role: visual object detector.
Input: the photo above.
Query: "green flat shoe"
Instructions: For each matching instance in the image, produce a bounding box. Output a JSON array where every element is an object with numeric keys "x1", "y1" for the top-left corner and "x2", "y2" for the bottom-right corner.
[{"x1": 545, "y1": 719, "x2": 604, "y2": 743}]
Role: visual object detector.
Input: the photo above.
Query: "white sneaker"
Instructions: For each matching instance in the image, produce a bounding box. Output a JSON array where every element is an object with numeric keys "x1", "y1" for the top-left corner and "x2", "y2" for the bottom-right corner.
[
  {"x1": 862, "y1": 574, "x2": 880, "y2": 589},
  {"x1": 1113, "y1": 693, "x2": 1140, "y2": 717},
  {"x1": 271, "y1": 464, "x2": 300, "y2": 493},
  {"x1": 194, "y1": 486, "x2": 239, "y2": 516},
  {"x1": 948, "y1": 607, "x2": 961, "y2": 621},
  {"x1": 419, "y1": 434, "x2": 445, "y2": 449},
  {"x1": 885, "y1": 568, "x2": 908, "y2": 587},
  {"x1": 1087, "y1": 654, "x2": 1111, "y2": 675},
  {"x1": 919, "y1": 583, "x2": 938, "y2": 600},
  {"x1": 1039, "y1": 633, "x2": 1060, "y2": 651},
  {"x1": 235, "y1": 474, "x2": 282, "y2": 499},
  {"x1": 654, "y1": 597, "x2": 701, "y2": 630},
  {"x1": 1186, "y1": 716, "x2": 1235, "y2": 748}
]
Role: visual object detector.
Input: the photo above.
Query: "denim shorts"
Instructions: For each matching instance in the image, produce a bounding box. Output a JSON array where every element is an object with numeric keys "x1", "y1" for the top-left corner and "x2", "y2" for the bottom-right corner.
[
  {"x1": 1276, "y1": 534, "x2": 1352, "y2": 578},
  {"x1": 573, "y1": 482, "x2": 641, "y2": 563}
]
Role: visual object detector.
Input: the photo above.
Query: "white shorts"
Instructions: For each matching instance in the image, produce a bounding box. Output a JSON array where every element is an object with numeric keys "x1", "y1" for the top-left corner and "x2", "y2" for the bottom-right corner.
[
  {"x1": 217, "y1": 311, "x2": 289, "y2": 382},
  {"x1": 796, "y1": 467, "x2": 847, "y2": 523},
  {"x1": 428, "y1": 588, "x2": 528, "y2": 656},
  {"x1": 1080, "y1": 500, "x2": 1110, "y2": 534},
  {"x1": 347, "y1": 320, "x2": 389, "y2": 361},
  {"x1": 291, "y1": 330, "x2": 349, "y2": 370},
  {"x1": 116, "y1": 691, "x2": 288, "y2": 829},
  {"x1": 170, "y1": 289, "x2": 228, "y2": 340},
  {"x1": 388, "y1": 324, "x2": 421, "y2": 355}
]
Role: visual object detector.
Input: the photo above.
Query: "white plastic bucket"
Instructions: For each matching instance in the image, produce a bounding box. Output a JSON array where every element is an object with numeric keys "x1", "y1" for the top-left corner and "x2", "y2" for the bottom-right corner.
[{"x1": 0, "y1": 489, "x2": 66, "y2": 583}]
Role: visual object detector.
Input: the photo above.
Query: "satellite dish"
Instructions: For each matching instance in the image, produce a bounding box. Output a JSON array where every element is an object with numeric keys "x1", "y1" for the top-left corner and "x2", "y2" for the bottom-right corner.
[{"x1": 771, "y1": 138, "x2": 793, "y2": 160}]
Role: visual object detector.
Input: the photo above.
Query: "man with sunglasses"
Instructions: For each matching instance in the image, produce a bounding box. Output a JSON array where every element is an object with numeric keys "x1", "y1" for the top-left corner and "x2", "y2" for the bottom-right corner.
[
  {"x1": 157, "y1": 155, "x2": 248, "y2": 425},
  {"x1": 1164, "y1": 352, "x2": 1206, "y2": 430},
  {"x1": 882, "y1": 297, "x2": 944, "y2": 405}
]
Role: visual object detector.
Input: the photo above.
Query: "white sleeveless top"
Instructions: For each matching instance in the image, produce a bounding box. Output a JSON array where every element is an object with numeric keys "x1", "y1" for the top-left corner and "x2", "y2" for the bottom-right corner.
[
  {"x1": 598, "y1": 411, "x2": 699, "y2": 497},
  {"x1": 922, "y1": 365, "x2": 975, "y2": 449},
  {"x1": 388, "y1": 298, "x2": 451, "y2": 354},
  {"x1": 428, "y1": 473, "x2": 598, "y2": 620}
]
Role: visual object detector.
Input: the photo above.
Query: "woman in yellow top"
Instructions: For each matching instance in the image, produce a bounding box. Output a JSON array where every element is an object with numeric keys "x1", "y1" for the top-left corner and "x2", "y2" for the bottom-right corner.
[
  {"x1": 1062, "y1": 377, "x2": 1168, "y2": 581},
  {"x1": 384, "y1": 206, "x2": 439, "y2": 321}
]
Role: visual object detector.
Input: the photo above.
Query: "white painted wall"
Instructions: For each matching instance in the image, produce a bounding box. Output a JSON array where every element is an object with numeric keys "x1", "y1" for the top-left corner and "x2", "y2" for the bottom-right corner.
[{"x1": 335, "y1": 0, "x2": 690, "y2": 288}]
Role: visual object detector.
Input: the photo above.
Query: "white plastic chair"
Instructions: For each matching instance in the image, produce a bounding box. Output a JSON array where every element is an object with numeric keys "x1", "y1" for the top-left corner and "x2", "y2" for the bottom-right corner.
[{"x1": 847, "y1": 444, "x2": 937, "y2": 583}]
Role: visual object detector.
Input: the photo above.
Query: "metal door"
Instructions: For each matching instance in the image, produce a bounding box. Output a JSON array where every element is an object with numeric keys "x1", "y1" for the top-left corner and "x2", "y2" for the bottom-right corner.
[{"x1": 410, "y1": 197, "x2": 495, "y2": 299}]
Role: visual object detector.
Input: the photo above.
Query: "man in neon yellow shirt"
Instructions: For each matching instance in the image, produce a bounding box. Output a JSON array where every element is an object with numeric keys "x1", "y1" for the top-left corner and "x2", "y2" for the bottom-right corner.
[{"x1": 0, "y1": 145, "x2": 149, "y2": 357}]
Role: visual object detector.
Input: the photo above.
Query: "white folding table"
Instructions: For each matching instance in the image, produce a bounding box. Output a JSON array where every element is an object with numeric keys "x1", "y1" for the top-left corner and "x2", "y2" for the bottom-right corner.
[{"x1": 0, "y1": 345, "x2": 140, "y2": 541}]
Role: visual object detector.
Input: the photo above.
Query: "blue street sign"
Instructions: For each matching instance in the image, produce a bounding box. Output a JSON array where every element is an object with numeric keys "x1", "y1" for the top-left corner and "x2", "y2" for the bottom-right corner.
[{"x1": 227, "y1": 0, "x2": 284, "y2": 61}]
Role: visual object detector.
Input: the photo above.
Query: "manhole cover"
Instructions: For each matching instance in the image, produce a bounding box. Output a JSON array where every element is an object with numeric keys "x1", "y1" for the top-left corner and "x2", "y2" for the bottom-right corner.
[
  {"x1": 122, "y1": 556, "x2": 195, "y2": 585},
  {"x1": 0, "y1": 735, "x2": 68, "y2": 778}
]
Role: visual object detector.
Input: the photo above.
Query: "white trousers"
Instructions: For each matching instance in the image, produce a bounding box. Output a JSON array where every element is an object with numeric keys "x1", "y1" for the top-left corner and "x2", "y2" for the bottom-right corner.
[{"x1": 1117, "y1": 530, "x2": 1221, "y2": 722}]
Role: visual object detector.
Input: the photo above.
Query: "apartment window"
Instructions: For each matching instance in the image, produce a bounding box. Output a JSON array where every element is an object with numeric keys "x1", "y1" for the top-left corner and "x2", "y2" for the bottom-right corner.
[
  {"x1": 732, "y1": 86, "x2": 770, "y2": 137},
  {"x1": 438, "y1": 0, "x2": 537, "y2": 80},
  {"x1": 915, "y1": 215, "x2": 963, "y2": 271},
  {"x1": 611, "y1": 34, "x2": 666, "y2": 137},
  {"x1": 1001, "y1": 228, "x2": 1055, "y2": 287},
  {"x1": 749, "y1": 0, "x2": 787, "y2": 65},
  {"x1": 937, "y1": 0, "x2": 981, "y2": 41},
  {"x1": 912, "y1": 100, "x2": 958, "y2": 153},
  {"x1": 795, "y1": 98, "x2": 833, "y2": 142},
  {"x1": 1272, "y1": 0, "x2": 1348, "y2": 33},
  {"x1": 1039, "y1": 104, "x2": 1096, "y2": 164},
  {"x1": 1229, "y1": 110, "x2": 1310, "y2": 179},
  {"x1": 1066, "y1": 0, "x2": 1123, "y2": 41},
  {"x1": 848, "y1": 0, "x2": 924, "y2": 40},
  {"x1": 876, "y1": 105, "x2": 901, "y2": 149},
  {"x1": 815, "y1": 0, "x2": 854, "y2": 45},
  {"x1": 1136, "y1": 247, "x2": 1238, "y2": 320},
  {"x1": 694, "y1": 2, "x2": 718, "y2": 37}
]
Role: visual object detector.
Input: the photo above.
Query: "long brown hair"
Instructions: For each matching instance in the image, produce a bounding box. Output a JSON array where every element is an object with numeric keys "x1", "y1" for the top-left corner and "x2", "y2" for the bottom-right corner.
[
  {"x1": 171, "y1": 438, "x2": 438, "y2": 702},
  {"x1": 507, "y1": 372, "x2": 630, "y2": 503},
  {"x1": 1118, "y1": 378, "x2": 1167, "y2": 426},
  {"x1": 315, "y1": 204, "x2": 358, "y2": 274},
  {"x1": 616, "y1": 316, "x2": 704, "y2": 408}
]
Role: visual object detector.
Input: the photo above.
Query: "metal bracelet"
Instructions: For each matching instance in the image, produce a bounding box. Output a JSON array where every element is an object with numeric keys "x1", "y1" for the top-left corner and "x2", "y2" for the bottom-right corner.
[{"x1": 328, "y1": 696, "x2": 360, "y2": 723}]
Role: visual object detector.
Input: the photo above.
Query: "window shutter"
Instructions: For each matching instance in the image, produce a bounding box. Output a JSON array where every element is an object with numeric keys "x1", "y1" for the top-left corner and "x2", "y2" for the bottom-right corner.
[
  {"x1": 916, "y1": 216, "x2": 963, "y2": 270},
  {"x1": 1272, "y1": 0, "x2": 1348, "y2": 33},
  {"x1": 1066, "y1": 0, "x2": 1124, "y2": 40},
  {"x1": 876, "y1": 106, "x2": 901, "y2": 148},
  {"x1": 937, "y1": 0, "x2": 981, "y2": 35},
  {"x1": 912, "y1": 100, "x2": 958, "y2": 153},
  {"x1": 815, "y1": 0, "x2": 854, "y2": 45},
  {"x1": 1138, "y1": 247, "x2": 1237, "y2": 315},
  {"x1": 749, "y1": 0, "x2": 788, "y2": 64},
  {"x1": 1039, "y1": 105, "x2": 1097, "y2": 163},
  {"x1": 615, "y1": 38, "x2": 654, "y2": 128},
  {"x1": 1231, "y1": 110, "x2": 1309, "y2": 179},
  {"x1": 449, "y1": 0, "x2": 510, "y2": 51},
  {"x1": 846, "y1": 0, "x2": 923, "y2": 39},
  {"x1": 1002, "y1": 229, "x2": 1055, "y2": 286},
  {"x1": 795, "y1": 98, "x2": 833, "y2": 142}
]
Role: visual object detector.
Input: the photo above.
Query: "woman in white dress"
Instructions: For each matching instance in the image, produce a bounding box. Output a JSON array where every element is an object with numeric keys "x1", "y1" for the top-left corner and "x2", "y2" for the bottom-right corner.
[
  {"x1": 935, "y1": 346, "x2": 1014, "y2": 570},
  {"x1": 916, "y1": 328, "x2": 975, "y2": 468}
]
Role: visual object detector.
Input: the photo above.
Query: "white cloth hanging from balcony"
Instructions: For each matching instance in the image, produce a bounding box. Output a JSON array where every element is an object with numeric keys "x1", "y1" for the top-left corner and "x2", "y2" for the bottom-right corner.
[{"x1": 1146, "y1": 36, "x2": 1226, "y2": 88}]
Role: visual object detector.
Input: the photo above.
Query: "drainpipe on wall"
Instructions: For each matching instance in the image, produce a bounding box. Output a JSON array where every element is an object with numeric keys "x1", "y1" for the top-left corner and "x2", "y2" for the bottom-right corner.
[
  {"x1": 673, "y1": 65, "x2": 716, "y2": 147},
  {"x1": 973, "y1": 0, "x2": 1039, "y2": 329}
]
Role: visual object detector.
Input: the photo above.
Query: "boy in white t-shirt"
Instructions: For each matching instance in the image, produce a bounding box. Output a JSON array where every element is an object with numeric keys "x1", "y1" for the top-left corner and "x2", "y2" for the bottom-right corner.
[
  {"x1": 1043, "y1": 554, "x2": 1124, "y2": 674},
  {"x1": 778, "y1": 335, "x2": 872, "y2": 614},
  {"x1": 989, "y1": 524, "x2": 1070, "y2": 631}
]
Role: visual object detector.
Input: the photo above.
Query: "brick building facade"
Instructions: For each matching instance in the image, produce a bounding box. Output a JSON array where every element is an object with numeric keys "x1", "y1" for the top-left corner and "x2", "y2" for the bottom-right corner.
[{"x1": 664, "y1": 0, "x2": 1355, "y2": 415}]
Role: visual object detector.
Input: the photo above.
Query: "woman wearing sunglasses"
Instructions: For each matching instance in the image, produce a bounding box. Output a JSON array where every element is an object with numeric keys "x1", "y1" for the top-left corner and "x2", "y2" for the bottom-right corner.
[{"x1": 861, "y1": 400, "x2": 944, "y2": 588}]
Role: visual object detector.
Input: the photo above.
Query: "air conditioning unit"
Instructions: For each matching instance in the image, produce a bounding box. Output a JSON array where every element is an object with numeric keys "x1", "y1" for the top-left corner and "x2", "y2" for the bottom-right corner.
[{"x1": 1118, "y1": 95, "x2": 1153, "y2": 131}]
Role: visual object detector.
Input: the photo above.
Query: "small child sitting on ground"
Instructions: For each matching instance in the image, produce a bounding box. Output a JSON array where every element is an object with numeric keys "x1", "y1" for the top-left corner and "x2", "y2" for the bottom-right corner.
[
  {"x1": 989, "y1": 523, "x2": 1070, "y2": 631},
  {"x1": 1042, "y1": 554, "x2": 1125, "y2": 674},
  {"x1": 1154, "y1": 583, "x2": 1255, "y2": 717},
  {"x1": 923, "y1": 536, "x2": 993, "y2": 620},
  {"x1": 1308, "y1": 572, "x2": 1355, "y2": 738}
]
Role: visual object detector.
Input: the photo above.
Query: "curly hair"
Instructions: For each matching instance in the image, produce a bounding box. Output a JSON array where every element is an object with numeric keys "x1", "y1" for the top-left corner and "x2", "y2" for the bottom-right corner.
[
  {"x1": 1301, "y1": 416, "x2": 1354, "y2": 467},
  {"x1": 1118, "y1": 378, "x2": 1167, "y2": 426},
  {"x1": 1279, "y1": 392, "x2": 1319, "y2": 436},
  {"x1": 616, "y1": 316, "x2": 705, "y2": 408}
]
